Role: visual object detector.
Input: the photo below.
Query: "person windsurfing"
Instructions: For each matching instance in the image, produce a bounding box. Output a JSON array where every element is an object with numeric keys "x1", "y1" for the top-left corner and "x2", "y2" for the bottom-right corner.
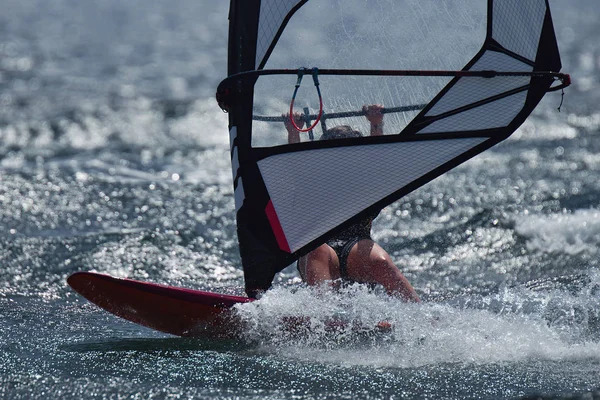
[{"x1": 285, "y1": 105, "x2": 420, "y2": 302}]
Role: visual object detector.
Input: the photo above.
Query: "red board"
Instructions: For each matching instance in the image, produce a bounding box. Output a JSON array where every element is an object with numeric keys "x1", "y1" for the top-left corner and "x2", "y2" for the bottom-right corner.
[{"x1": 67, "y1": 272, "x2": 253, "y2": 337}]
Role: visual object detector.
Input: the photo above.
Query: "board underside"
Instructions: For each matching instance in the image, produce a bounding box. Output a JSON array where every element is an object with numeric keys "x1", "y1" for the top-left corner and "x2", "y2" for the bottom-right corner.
[{"x1": 67, "y1": 272, "x2": 253, "y2": 337}]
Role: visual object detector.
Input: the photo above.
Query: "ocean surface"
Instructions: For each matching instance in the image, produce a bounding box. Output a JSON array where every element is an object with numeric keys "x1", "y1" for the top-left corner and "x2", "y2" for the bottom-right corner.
[{"x1": 1, "y1": 1, "x2": 600, "y2": 399}]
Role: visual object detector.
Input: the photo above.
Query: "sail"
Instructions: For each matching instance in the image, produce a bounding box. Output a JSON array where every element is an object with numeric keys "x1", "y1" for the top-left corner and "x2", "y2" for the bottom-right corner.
[{"x1": 217, "y1": 0, "x2": 568, "y2": 297}]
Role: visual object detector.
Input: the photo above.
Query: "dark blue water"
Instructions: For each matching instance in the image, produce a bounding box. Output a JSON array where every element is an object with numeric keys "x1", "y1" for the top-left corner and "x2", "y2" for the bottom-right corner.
[{"x1": 2, "y1": 1, "x2": 600, "y2": 399}]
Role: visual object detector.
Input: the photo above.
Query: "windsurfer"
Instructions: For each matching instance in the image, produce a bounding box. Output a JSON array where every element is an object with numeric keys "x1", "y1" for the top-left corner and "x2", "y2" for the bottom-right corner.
[{"x1": 285, "y1": 105, "x2": 420, "y2": 302}]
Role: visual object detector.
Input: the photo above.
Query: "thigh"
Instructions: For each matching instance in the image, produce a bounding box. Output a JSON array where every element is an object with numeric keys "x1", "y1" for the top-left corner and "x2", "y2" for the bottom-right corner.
[
  {"x1": 340, "y1": 240, "x2": 421, "y2": 302},
  {"x1": 298, "y1": 243, "x2": 341, "y2": 285},
  {"x1": 345, "y1": 239, "x2": 395, "y2": 282}
]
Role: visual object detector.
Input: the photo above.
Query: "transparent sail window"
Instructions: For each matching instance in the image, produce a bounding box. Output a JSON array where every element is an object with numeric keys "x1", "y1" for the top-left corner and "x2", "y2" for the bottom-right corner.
[{"x1": 251, "y1": 0, "x2": 487, "y2": 148}]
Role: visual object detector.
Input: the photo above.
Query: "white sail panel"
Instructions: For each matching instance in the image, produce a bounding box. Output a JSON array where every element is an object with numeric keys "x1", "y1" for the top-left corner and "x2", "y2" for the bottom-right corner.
[
  {"x1": 492, "y1": 0, "x2": 547, "y2": 61},
  {"x1": 234, "y1": 178, "x2": 245, "y2": 212},
  {"x1": 419, "y1": 91, "x2": 527, "y2": 134},
  {"x1": 231, "y1": 147, "x2": 240, "y2": 180},
  {"x1": 257, "y1": 138, "x2": 487, "y2": 252},
  {"x1": 256, "y1": 0, "x2": 304, "y2": 68}
]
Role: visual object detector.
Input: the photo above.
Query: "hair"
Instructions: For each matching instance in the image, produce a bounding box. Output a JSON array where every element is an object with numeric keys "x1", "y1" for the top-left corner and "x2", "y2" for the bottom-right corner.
[{"x1": 320, "y1": 125, "x2": 363, "y2": 141}]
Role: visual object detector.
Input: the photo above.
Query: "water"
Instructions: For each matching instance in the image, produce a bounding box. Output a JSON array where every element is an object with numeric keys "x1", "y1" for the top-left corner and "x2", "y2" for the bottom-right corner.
[{"x1": 1, "y1": 0, "x2": 600, "y2": 398}]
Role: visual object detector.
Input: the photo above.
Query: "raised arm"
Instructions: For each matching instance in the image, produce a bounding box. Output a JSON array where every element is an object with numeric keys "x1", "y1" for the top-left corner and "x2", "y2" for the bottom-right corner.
[
  {"x1": 283, "y1": 113, "x2": 305, "y2": 144},
  {"x1": 363, "y1": 104, "x2": 384, "y2": 136}
]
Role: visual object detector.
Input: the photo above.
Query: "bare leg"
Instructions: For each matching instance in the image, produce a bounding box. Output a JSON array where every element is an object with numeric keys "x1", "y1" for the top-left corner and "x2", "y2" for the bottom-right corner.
[
  {"x1": 298, "y1": 244, "x2": 341, "y2": 286},
  {"x1": 345, "y1": 240, "x2": 420, "y2": 302}
]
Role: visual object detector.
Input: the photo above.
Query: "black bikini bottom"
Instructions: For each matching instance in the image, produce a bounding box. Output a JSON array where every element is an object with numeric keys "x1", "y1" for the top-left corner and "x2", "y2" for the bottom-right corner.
[
  {"x1": 297, "y1": 236, "x2": 371, "y2": 282},
  {"x1": 327, "y1": 237, "x2": 367, "y2": 280}
]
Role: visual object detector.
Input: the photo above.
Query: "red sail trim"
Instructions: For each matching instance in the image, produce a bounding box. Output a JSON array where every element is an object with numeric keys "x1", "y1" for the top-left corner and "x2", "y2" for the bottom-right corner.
[{"x1": 265, "y1": 200, "x2": 291, "y2": 253}]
